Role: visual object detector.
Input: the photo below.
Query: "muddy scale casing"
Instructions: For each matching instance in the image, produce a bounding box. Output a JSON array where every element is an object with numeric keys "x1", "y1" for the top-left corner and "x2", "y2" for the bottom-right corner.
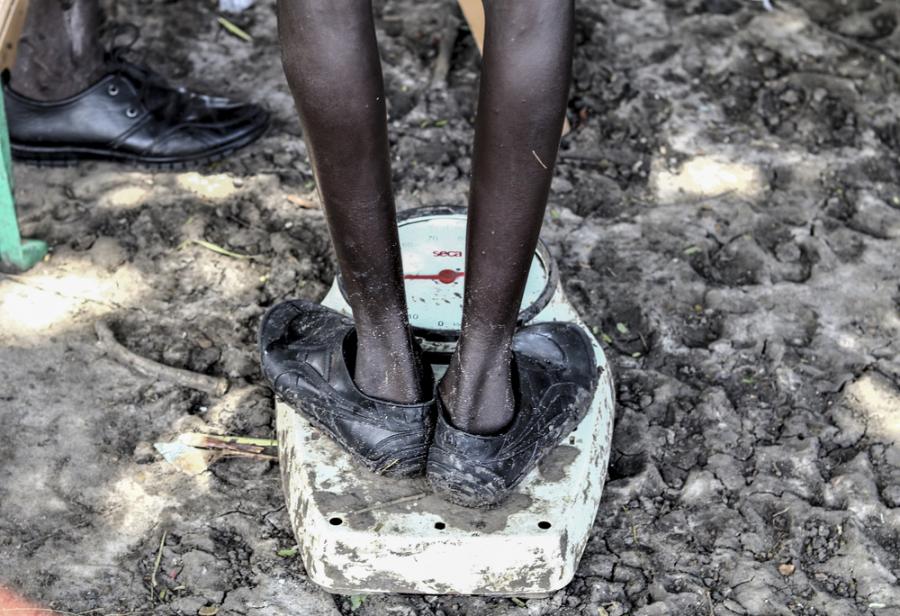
[{"x1": 276, "y1": 208, "x2": 615, "y2": 596}]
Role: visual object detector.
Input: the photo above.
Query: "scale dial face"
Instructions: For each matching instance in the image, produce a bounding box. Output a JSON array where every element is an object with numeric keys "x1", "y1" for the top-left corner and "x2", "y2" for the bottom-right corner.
[{"x1": 396, "y1": 213, "x2": 551, "y2": 336}]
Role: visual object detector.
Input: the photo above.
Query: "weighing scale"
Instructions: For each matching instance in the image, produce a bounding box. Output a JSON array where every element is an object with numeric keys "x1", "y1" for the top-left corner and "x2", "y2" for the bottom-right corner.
[{"x1": 276, "y1": 206, "x2": 615, "y2": 596}]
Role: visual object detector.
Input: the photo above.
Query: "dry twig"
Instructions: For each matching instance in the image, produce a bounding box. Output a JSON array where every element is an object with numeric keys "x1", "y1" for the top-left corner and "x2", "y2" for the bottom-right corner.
[
  {"x1": 95, "y1": 321, "x2": 229, "y2": 397},
  {"x1": 431, "y1": 7, "x2": 461, "y2": 88}
]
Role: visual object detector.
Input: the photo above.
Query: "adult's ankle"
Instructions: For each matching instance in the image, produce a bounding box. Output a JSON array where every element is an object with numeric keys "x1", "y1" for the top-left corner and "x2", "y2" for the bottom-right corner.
[
  {"x1": 8, "y1": 56, "x2": 106, "y2": 102},
  {"x1": 7, "y1": 73, "x2": 95, "y2": 102}
]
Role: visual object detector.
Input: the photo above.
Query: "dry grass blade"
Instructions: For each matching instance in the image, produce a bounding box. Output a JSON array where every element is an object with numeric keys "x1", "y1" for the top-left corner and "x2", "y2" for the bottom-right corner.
[
  {"x1": 150, "y1": 530, "x2": 167, "y2": 596},
  {"x1": 217, "y1": 16, "x2": 252, "y2": 42},
  {"x1": 188, "y1": 239, "x2": 257, "y2": 260},
  {"x1": 179, "y1": 433, "x2": 278, "y2": 450},
  {"x1": 285, "y1": 193, "x2": 317, "y2": 209}
]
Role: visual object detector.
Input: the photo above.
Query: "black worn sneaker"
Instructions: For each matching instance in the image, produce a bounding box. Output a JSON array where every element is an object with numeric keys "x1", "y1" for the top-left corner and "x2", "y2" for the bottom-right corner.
[
  {"x1": 427, "y1": 322, "x2": 598, "y2": 508},
  {"x1": 5, "y1": 47, "x2": 268, "y2": 167},
  {"x1": 259, "y1": 300, "x2": 436, "y2": 478}
]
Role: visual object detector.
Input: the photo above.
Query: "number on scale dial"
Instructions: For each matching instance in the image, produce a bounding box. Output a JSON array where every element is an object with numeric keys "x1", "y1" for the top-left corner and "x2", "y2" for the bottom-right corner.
[{"x1": 399, "y1": 215, "x2": 548, "y2": 334}]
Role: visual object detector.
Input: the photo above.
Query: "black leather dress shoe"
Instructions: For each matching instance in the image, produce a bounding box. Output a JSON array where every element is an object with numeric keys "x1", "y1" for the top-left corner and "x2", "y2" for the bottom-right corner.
[
  {"x1": 259, "y1": 300, "x2": 436, "y2": 478},
  {"x1": 427, "y1": 322, "x2": 598, "y2": 508},
  {"x1": 5, "y1": 61, "x2": 268, "y2": 167}
]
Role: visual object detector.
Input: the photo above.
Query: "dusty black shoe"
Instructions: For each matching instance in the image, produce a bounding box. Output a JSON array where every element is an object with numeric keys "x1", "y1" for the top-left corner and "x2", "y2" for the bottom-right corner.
[
  {"x1": 259, "y1": 300, "x2": 435, "y2": 478},
  {"x1": 427, "y1": 322, "x2": 598, "y2": 508},
  {"x1": 5, "y1": 58, "x2": 268, "y2": 167}
]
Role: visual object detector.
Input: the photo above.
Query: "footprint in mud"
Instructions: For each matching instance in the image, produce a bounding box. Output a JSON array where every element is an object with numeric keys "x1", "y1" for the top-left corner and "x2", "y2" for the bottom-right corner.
[
  {"x1": 689, "y1": 236, "x2": 766, "y2": 287},
  {"x1": 680, "y1": 306, "x2": 723, "y2": 349},
  {"x1": 600, "y1": 301, "x2": 653, "y2": 357},
  {"x1": 589, "y1": 241, "x2": 641, "y2": 284},
  {"x1": 754, "y1": 220, "x2": 816, "y2": 283}
]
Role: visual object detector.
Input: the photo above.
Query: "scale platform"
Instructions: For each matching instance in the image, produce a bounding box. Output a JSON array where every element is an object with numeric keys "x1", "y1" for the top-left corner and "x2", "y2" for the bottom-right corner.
[{"x1": 276, "y1": 207, "x2": 615, "y2": 596}]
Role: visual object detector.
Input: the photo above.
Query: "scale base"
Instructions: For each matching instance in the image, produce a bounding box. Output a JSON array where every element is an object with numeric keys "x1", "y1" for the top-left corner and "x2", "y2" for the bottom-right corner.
[
  {"x1": 276, "y1": 305, "x2": 614, "y2": 595},
  {"x1": 277, "y1": 213, "x2": 615, "y2": 596}
]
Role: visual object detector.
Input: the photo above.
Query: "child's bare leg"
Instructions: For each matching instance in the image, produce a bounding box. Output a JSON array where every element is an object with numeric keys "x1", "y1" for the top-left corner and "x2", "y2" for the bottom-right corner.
[
  {"x1": 278, "y1": 0, "x2": 423, "y2": 403},
  {"x1": 440, "y1": 0, "x2": 574, "y2": 434}
]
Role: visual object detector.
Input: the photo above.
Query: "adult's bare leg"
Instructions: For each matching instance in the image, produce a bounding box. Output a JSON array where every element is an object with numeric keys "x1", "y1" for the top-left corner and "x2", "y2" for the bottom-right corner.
[
  {"x1": 440, "y1": 0, "x2": 574, "y2": 434},
  {"x1": 278, "y1": 0, "x2": 424, "y2": 403},
  {"x1": 10, "y1": 0, "x2": 106, "y2": 101}
]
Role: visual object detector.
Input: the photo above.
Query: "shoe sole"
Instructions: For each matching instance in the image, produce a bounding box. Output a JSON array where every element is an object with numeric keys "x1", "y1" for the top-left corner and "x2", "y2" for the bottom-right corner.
[{"x1": 10, "y1": 119, "x2": 269, "y2": 170}]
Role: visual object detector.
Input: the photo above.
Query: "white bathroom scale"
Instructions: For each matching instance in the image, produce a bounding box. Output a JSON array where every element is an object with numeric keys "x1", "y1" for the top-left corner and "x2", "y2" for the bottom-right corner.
[{"x1": 276, "y1": 206, "x2": 615, "y2": 596}]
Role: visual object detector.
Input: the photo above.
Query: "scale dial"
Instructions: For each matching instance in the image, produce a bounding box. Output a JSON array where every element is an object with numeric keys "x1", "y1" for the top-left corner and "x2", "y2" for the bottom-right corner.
[{"x1": 339, "y1": 206, "x2": 556, "y2": 341}]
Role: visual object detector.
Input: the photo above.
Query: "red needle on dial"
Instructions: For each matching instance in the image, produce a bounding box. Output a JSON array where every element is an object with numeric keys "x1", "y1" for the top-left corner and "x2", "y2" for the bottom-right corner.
[{"x1": 404, "y1": 269, "x2": 464, "y2": 284}]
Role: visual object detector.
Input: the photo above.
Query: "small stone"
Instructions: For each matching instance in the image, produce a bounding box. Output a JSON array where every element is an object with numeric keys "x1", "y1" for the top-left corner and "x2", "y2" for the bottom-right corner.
[
  {"x1": 133, "y1": 441, "x2": 156, "y2": 464},
  {"x1": 180, "y1": 550, "x2": 229, "y2": 596},
  {"x1": 552, "y1": 177, "x2": 574, "y2": 194},
  {"x1": 270, "y1": 232, "x2": 294, "y2": 255},
  {"x1": 633, "y1": 602, "x2": 671, "y2": 616},
  {"x1": 780, "y1": 90, "x2": 800, "y2": 105},
  {"x1": 754, "y1": 49, "x2": 775, "y2": 64},
  {"x1": 190, "y1": 346, "x2": 221, "y2": 372},
  {"x1": 774, "y1": 241, "x2": 801, "y2": 263},
  {"x1": 779, "y1": 563, "x2": 795, "y2": 576},
  {"x1": 88, "y1": 236, "x2": 128, "y2": 271},
  {"x1": 162, "y1": 339, "x2": 191, "y2": 368},
  {"x1": 882, "y1": 485, "x2": 900, "y2": 508},
  {"x1": 166, "y1": 596, "x2": 208, "y2": 614},
  {"x1": 220, "y1": 346, "x2": 257, "y2": 378}
]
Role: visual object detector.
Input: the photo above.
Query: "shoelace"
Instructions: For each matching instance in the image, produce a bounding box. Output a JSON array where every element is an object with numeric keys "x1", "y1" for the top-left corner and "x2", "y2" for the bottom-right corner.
[{"x1": 102, "y1": 23, "x2": 193, "y2": 123}]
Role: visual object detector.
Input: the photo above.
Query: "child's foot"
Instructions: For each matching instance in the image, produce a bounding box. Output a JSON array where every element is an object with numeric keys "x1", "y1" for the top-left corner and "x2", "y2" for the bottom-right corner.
[
  {"x1": 260, "y1": 300, "x2": 435, "y2": 477},
  {"x1": 437, "y1": 341, "x2": 516, "y2": 435},
  {"x1": 427, "y1": 322, "x2": 598, "y2": 507}
]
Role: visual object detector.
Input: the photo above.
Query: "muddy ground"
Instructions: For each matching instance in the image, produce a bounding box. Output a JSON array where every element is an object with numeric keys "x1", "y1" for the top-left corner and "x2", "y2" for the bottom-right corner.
[{"x1": 2, "y1": 0, "x2": 899, "y2": 614}]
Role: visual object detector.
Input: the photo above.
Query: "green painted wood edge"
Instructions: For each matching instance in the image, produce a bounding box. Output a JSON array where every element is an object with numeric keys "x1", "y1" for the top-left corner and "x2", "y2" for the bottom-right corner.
[{"x1": 0, "y1": 89, "x2": 47, "y2": 272}]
